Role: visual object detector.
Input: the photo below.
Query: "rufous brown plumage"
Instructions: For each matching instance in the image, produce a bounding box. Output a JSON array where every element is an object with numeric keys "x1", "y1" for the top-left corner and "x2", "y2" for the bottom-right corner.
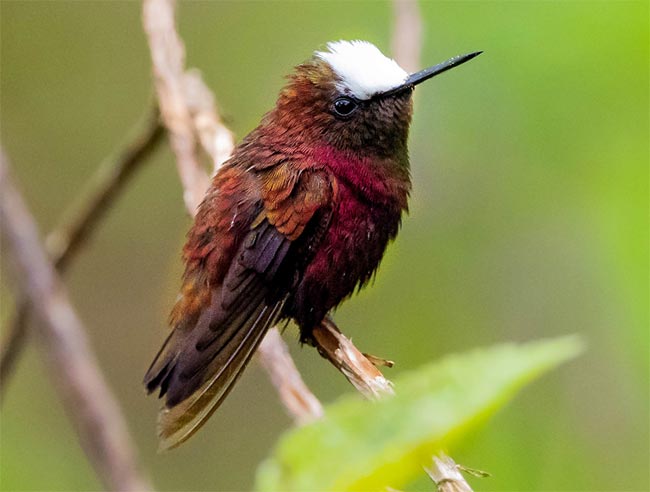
[{"x1": 144, "y1": 40, "x2": 481, "y2": 449}]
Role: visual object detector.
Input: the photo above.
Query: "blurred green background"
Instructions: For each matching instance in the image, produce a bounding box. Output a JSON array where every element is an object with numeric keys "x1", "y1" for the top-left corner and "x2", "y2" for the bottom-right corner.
[{"x1": 1, "y1": 1, "x2": 647, "y2": 491}]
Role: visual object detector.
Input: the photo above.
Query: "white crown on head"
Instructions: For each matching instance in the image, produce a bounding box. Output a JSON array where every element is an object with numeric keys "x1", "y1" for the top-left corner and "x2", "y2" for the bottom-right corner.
[{"x1": 316, "y1": 40, "x2": 408, "y2": 100}]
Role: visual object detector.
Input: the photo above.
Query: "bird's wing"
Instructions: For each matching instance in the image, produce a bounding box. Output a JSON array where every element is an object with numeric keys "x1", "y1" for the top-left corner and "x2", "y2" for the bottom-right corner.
[{"x1": 144, "y1": 165, "x2": 334, "y2": 450}]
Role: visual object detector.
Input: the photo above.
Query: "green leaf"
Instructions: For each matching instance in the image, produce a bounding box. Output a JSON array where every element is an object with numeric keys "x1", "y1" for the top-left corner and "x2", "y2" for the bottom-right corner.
[{"x1": 255, "y1": 336, "x2": 583, "y2": 492}]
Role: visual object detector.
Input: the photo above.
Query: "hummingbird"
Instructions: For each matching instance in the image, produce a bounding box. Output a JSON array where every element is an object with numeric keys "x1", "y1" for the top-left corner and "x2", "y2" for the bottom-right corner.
[{"x1": 144, "y1": 40, "x2": 481, "y2": 450}]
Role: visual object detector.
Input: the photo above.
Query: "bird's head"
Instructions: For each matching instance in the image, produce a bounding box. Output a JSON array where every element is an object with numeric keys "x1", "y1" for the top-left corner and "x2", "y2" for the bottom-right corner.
[{"x1": 267, "y1": 40, "x2": 481, "y2": 160}]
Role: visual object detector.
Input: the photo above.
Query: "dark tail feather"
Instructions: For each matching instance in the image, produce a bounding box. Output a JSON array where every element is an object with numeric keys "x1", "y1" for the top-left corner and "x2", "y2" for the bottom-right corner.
[
  {"x1": 145, "y1": 218, "x2": 294, "y2": 450},
  {"x1": 144, "y1": 329, "x2": 183, "y2": 398},
  {"x1": 155, "y1": 298, "x2": 286, "y2": 451},
  {"x1": 143, "y1": 280, "x2": 286, "y2": 450}
]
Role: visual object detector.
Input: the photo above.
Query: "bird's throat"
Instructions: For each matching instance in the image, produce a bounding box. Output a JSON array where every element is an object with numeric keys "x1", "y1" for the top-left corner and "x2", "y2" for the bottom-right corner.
[{"x1": 312, "y1": 145, "x2": 410, "y2": 210}]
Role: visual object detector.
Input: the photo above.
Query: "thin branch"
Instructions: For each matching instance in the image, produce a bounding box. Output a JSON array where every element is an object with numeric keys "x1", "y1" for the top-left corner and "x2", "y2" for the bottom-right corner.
[
  {"x1": 257, "y1": 329, "x2": 325, "y2": 423},
  {"x1": 0, "y1": 108, "x2": 164, "y2": 397},
  {"x1": 142, "y1": 0, "x2": 323, "y2": 425},
  {"x1": 391, "y1": 0, "x2": 423, "y2": 73},
  {"x1": 0, "y1": 148, "x2": 153, "y2": 492},
  {"x1": 182, "y1": 69, "x2": 235, "y2": 171},
  {"x1": 142, "y1": 0, "x2": 210, "y2": 213},
  {"x1": 313, "y1": 318, "x2": 394, "y2": 399},
  {"x1": 47, "y1": 108, "x2": 164, "y2": 271}
]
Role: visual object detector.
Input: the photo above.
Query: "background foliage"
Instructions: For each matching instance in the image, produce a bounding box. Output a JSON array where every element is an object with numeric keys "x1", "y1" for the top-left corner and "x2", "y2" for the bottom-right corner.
[{"x1": 1, "y1": 1, "x2": 647, "y2": 491}]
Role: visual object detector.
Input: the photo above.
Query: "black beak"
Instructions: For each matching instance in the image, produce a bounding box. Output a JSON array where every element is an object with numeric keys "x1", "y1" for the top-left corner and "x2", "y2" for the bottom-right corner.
[{"x1": 381, "y1": 51, "x2": 482, "y2": 97}]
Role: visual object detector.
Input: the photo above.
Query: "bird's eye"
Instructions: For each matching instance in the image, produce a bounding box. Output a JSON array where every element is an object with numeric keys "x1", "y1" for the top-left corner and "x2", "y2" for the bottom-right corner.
[{"x1": 332, "y1": 97, "x2": 358, "y2": 117}]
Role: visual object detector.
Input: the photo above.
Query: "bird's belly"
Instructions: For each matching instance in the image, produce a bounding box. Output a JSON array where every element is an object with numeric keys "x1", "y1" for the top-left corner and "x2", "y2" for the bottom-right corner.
[{"x1": 288, "y1": 184, "x2": 402, "y2": 332}]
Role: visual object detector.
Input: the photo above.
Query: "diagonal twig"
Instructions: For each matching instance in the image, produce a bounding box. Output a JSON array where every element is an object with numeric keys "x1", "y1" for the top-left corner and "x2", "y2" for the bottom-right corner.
[
  {"x1": 46, "y1": 107, "x2": 165, "y2": 271},
  {"x1": 256, "y1": 328, "x2": 325, "y2": 423},
  {"x1": 142, "y1": 0, "x2": 210, "y2": 214},
  {"x1": 0, "y1": 108, "x2": 165, "y2": 398},
  {"x1": 0, "y1": 148, "x2": 153, "y2": 492}
]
